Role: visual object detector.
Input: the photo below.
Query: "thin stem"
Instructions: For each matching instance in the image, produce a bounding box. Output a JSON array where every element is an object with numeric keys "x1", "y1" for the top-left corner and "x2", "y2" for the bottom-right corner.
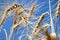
[{"x1": 49, "y1": 0, "x2": 55, "y2": 33}]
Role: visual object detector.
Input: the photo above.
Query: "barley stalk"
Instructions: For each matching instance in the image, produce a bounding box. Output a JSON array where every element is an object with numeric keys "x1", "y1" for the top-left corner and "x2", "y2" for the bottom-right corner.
[
  {"x1": 55, "y1": 0, "x2": 60, "y2": 19},
  {"x1": 35, "y1": 13, "x2": 48, "y2": 28},
  {"x1": 1, "y1": 4, "x2": 20, "y2": 39},
  {"x1": 1, "y1": 0, "x2": 58, "y2": 40},
  {"x1": 14, "y1": 8, "x2": 19, "y2": 24},
  {"x1": 7, "y1": 19, "x2": 24, "y2": 40},
  {"x1": 36, "y1": 24, "x2": 49, "y2": 33},
  {"x1": 0, "y1": 11, "x2": 8, "y2": 26},
  {"x1": 32, "y1": 13, "x2": 47, "y2": 33},
  {"x1": 0, "y1": 3, "x2": 19, "y2": 26},
  {"x1": 14, "y1": 8, "x2": 25, "y2": 24},
  {"x1": 28, "y1": 4, "x2": 35, "y2": 18},
  {"x1": 32, "y1": 31, "x2": 46, "y2": 40},
  {"x1": 13, "y1": 17, "x2": 24, "y2": 30},
  {"x1": 44, "y1": 30, "x2": 51, "y2": 40},
  {"x1": 13, "y1": 7, "x2": 25, "y2": 40},
  {"x1": 32, "y1": 24, "x2": 49, "y2": 40},
  {"x1": 7, "y1": 15, "x2": 25, "y2": 40},
  {"x1": 7, "y1": 3, "x2": 20, "y2": 12}
]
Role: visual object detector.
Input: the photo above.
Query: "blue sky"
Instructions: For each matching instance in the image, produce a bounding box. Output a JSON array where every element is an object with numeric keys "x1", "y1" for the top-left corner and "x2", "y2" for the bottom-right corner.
[{"x1": 0, "y1": 0, "x2": 59, "y2": 40}]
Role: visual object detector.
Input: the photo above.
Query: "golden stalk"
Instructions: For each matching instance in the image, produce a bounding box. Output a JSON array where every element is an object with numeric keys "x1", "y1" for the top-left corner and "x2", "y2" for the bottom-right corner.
[
  {"x1": 35, "y1": 13, "x2": 47, "y2": 28},
  {"x1": 44, "y1": 30, "x2": 51, "y2": 40},
  {"x1": 13, "y1": 7, "x2": 25, "y2": 40},
  {"x1": 0, "y1": 3, "x2": 19, "y2": 26},
  {"x1": 0, "y1": 11, "x2": 8, "y2": 26},
  {"x1": 55, "y1": 1, "x2": 60, "y2": 19},
  {"x1": 32, "y1": 13, "x2": 47, "y2": 33},
  {"x1": 8, "y1": 16, "x2": 24, "y2": 40},
  {"x1": 36, "y1": 24, "x2": 49, "y2": 33},
  {"x1": 14, "y1": 4, "x2": 35, "y2": 25},
  {"x1": 56, "y1": 10, "x2": 59, "y2": 18},
  {"x1": 7, "y1": 3, "x2": 20, "y2": 12},
  {"x1": 8, "y1": 21, "x2": 23, "y2": 40},
  {"x1": 14, "y1": 7, "x2": 25, "y2": 24},
  {"x1": 13, "y1": 16, "x2": 24, "y2": 30},
  {"x1": 28, "y1": 4, "x2": 35, "y2": 18},
  {"x1": 14, "y1": 8, "x2": 18, "y2": 24}
]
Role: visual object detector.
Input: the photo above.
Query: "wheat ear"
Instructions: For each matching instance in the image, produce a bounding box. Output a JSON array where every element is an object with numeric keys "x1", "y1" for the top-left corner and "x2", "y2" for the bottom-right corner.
[
  {"x1": 32, "y1": 13, "x2": 47, "y2": 34},
  {"x1": 28, "y1": 4, "x2": 35, "y2": 18},
  {"x1": 0, "y1": 3, "x2": 19, "y2": 26}
]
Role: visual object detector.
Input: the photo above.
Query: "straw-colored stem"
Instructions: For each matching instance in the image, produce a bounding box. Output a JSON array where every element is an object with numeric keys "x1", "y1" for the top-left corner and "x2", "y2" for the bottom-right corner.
[
  {"x1": 7, "y1": 3, "x2": 19, "y2": 12},
  {"x1": 8, "y1": 17, "x2": 24, "y2": 40},
  {"x1": 35, "y1": 13, "x2": 47, "y2": 28},
  {"x1": 36, "y1": 24, "x2": 49, "y2": 33},
  {"x1": 14, "y1": 8, "x2": 18, "y2": 24},
  {"x1": 55, "y1": 0, "x2": 60, "y2": 19},
  {"x1": 14, "y1": 7, "x2": 25, "y2": 24},
  {"x1": 0, "y1": 11, "x2": 8, "y2": 26},
  {"x1": 13, "y1": 19, "x2": 24, "y2": 30},
  {"x1": 13, "y1": 7, "x2": 25, "y2": 40},
  {"x1": 28, "y1": 4, "x2": 35, "y2": 18},
  {"x1": 49, "y1": 0, "x2": 56, "y2": 39},
  {"x1": 32, "y1": 13, "x2": 47, "y2": 33},
  {"x1": 44, "y1": 30, "x2": 51, "y2": 40},
  {"x1": 0, "y1": 3, "x2": 19, "y2": 26}
]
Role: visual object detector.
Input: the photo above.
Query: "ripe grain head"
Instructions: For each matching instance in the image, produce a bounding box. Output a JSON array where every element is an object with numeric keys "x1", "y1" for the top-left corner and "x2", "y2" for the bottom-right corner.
[{"x1": 36, "y1": 24, "x2": 49, "y2": 33}]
